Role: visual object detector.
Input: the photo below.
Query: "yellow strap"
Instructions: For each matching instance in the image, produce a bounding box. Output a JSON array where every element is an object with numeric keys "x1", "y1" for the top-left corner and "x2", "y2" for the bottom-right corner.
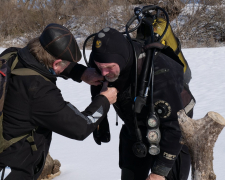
[
  {"x1": 11, "y1": 68, "x2": 50, "y2": 82},
  {"x1": 0, "y1": 134, "x2": 29, "y2": 153},
  {"x1": 0, "y1": 52, "x2": 17, "y2": 62},
  {"x1": 161, "y1": 40, "x2": 166, "y2": 45},
  {"x1": 26, "y1": 133, "x2": 37, "y2": 151},
  {"x1": 31, "y1": 144, "x2": 37, "y2": 151},
  {"x1": 26, "y1": 135, "x2": 34, "y2": 143},
  {"x1": 11, "y1": 57, "x2": 18, "y2": 71},
  {"x1": 0, "y1": 114, "x2": 4, "y2": 153},
  {"x1": 0, "y1": 51, "x2": 18, "y2": 71},
  {"x1": 0, "y1": 52, "x2": 50, "y2": 82},
  {"x1": 8, "y1": 134, "x2": 28, "y2": 145}
]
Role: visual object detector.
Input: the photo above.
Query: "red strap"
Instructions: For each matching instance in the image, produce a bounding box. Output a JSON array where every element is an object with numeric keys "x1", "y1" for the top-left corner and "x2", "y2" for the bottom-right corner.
[{"x1": 0, "y1": 71, "x2": 6, "y2": 76}]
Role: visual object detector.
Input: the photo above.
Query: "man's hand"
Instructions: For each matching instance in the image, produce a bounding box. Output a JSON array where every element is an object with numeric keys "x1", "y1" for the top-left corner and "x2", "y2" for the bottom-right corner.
[
  {"x1": 146, "y1": 173, "x2": 165, "y2": 180},
  {"x1": 100, "y1": 81, "x2": 118, "y2": 104},
  {"x1": 81, "y1": 68, "x2": 104, "y2": 86}
]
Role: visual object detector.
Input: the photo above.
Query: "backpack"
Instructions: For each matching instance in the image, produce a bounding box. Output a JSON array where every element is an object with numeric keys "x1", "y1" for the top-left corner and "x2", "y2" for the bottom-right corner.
[{"x1": 0, "y1": 51, "x2": 50, "y2": 154}]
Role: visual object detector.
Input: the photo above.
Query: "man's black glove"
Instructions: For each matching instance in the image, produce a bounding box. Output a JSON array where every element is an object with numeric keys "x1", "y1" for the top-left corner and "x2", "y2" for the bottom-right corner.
[{"x1": 93, "y1": 118, "x2": 110, "y2": 145}]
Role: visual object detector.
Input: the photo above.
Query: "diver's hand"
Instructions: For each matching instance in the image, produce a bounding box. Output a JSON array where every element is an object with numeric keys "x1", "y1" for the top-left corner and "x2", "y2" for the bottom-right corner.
[
  {"x1": 146, "y1": 173, "x2": 165, "y2": 180},
  {"x1": 100, "y1": 81, "x2": 118, "y2": 104},
  {"x1": 81, "y1": 68, "x2": 104, "y2": 86}
]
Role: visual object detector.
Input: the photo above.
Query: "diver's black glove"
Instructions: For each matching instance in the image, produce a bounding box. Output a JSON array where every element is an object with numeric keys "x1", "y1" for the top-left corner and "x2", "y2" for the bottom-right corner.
[{"x1": 93, "y1": 118, "x2": 110, "y2": 145}]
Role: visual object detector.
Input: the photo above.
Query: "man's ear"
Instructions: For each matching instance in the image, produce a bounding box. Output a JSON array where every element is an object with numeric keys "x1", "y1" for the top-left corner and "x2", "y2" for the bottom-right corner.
[{"x1": 52, "y1": 59, "x2": 62, "y2": 72}]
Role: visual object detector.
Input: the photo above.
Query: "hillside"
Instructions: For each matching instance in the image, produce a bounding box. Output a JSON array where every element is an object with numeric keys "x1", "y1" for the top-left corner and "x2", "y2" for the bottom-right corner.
[{"x1": 0, "y1": 2, "x2": 224, "y2": 48}]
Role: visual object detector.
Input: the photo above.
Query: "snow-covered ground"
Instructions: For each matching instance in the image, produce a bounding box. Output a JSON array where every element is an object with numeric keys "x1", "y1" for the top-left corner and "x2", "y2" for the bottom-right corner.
[{"x1": 0, "y1": 47, "x2": 225, "y2": 180}]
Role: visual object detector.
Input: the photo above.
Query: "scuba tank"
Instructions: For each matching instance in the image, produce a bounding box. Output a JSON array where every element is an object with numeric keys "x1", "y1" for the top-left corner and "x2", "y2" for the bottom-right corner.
[
  {"x1": 137, "y1": 16, "x2": 192, "y2": 84},
  {"x1": 153, "y1": 18, "x2": 187, "y2": 71}
]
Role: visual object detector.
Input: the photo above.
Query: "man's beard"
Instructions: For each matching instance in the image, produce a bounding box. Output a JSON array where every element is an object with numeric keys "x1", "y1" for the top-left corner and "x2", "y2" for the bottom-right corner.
[{"x1": 105, "y1": 73, "x2": 120, "y2": 82}]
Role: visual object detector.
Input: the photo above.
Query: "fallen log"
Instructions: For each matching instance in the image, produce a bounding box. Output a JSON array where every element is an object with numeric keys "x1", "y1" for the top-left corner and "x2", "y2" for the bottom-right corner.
[
  {"x1": 177, "y1": 110, "x2": 225, "y2": 180},
  {"x1": 38, "y1": 153, "x2": 61, "y2": 180}
]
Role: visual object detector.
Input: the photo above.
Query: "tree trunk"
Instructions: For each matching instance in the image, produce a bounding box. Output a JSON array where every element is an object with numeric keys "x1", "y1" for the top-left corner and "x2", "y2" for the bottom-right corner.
[
  {"x1": 177, "y1": 110, "x2": 225, "y2": 180},
  {"x1": 38, "y1": 153, "x2": 61, "y2": 180}
]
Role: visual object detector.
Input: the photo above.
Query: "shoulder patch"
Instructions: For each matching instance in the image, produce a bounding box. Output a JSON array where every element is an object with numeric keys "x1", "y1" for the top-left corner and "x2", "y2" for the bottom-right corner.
[
  {"x1": 96, "y1": 40, "x2": 102, "y2": 48},
  {"x1": 163, "y1": 152, "x2": 176, "y2": 160}
]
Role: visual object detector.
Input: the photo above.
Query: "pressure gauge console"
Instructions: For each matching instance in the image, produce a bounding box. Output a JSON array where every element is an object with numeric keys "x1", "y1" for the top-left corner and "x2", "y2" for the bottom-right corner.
[
  {"x1": 146, "y1": 128, "x2": 161, "y2": 144},
  {"x1": 147, "y1": 113, "x2": 159, "y2": 129},
  {"x1": 149, "y1": 144, "x2": 160, "y2": 155}
]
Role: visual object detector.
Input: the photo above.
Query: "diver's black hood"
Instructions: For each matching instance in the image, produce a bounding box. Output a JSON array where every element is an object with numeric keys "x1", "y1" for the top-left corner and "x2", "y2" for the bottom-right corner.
[
  {"x1": 18, "y1": 46, "x2": 68, "y2": 82},
  {"x1": 92, "y1": 28, "x2": 133, "y2": 74},
  {"x1": 90, "y1": 36, "x2": 142, "y2": 92}
]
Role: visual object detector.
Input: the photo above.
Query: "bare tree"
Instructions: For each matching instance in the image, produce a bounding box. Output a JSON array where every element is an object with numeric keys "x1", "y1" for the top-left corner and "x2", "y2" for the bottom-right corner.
[
  {"x1": 0, "y1": 0, "x2": 223, "y2": 49},
  {"x1": 127, "y1": 0, "x2": 185, "y2": 20},
  {"x1": 173, "y1": 0, "x2": 225, "y2": 47}
]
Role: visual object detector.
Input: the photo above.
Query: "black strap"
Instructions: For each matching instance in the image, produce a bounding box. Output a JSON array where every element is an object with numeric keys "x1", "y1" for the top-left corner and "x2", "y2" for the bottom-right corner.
[
  {"x1": 174, "y1": 36, "x2": 181, "y2": 55},
  {"x1": 143, "y1": 42, "x2": 165, "y2": 51}
]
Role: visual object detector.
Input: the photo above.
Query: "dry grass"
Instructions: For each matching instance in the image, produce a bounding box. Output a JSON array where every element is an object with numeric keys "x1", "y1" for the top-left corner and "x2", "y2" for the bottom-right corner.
[{"x1": 0, "y1": 0, "x2": 224, "y2": 48}]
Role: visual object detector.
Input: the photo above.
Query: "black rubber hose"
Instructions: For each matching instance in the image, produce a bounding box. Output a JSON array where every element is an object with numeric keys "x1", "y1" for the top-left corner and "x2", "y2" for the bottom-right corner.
[
  {"x1": 125, "y1": 23, "x2": 138, "y2": 98},
  {"x1": 137, "y1": 5, "x2": 169, "y2": 41},
  {"x1": 125, "y1": 22, "x2": 143, "y2": 141},
  {"x1": 82, "y1": 33, "x2": 97, "y2": 67},
  {"x1": 82, "y1": 5, "x2": 169, "y2": 68},
  {"x1": 137, "y1": 18, "x2": 154, "y2": 97},
  {"x1": 82, "y1": 23, "x2": 142, "y2": 67}
]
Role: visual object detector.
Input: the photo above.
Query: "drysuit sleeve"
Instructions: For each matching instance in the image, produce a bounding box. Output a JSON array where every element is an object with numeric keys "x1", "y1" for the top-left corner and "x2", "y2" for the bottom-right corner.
[
  {"x1": 151, "y1": 88, "x2": 183, "y2": 177},
  {"x1": 61, "y1": 62, "x2": 87, "y2": 82},
  {"x1": 150, "y1": 53, "x2": 185, "y2": 177},
  {"x1": 31, "y1": 78, "x2": 110, "y2": 140}
]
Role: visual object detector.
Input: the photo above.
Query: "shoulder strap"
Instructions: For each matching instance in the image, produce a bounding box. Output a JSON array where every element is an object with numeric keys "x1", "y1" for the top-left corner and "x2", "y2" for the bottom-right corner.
[
  {"x1": 0, "y1": 52, "x2": 17, "y2": 62},
  {"x1": 143, "y1": 42, "x2": 165, "y2": 51},
  {"x1": 11, "y1": 68, "x2": 50, "y2": 82},
  {"x1": 11, "y1": 56, "x2": 18, "y2": 71},
  {"x1": 0, "y1": 51, "x2": 18, "y2": 70},
  {"x1": 0, "y1": 114, "x2": 30, "y2": 153},
  {"x1": 0, "y1": 52, "x2": 18, "y2": 71},
  {"x1": 1, "y1": 51, "x2": 50, "y2": 82}
]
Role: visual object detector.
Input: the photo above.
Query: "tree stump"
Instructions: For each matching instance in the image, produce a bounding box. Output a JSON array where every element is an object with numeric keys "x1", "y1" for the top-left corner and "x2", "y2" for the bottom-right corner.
[
  {"x1": 37, "y1": 153, "x2": 61, "y2": 180},
  {"x1": 177, "y1": 110, "x2": 225, "y2": 180}
]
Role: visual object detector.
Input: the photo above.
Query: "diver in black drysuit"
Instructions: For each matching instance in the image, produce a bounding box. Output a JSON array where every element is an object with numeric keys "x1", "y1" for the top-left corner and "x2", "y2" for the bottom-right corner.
[{"x1": 89, "y1": 28, "x2": 195, "y2": 180}]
